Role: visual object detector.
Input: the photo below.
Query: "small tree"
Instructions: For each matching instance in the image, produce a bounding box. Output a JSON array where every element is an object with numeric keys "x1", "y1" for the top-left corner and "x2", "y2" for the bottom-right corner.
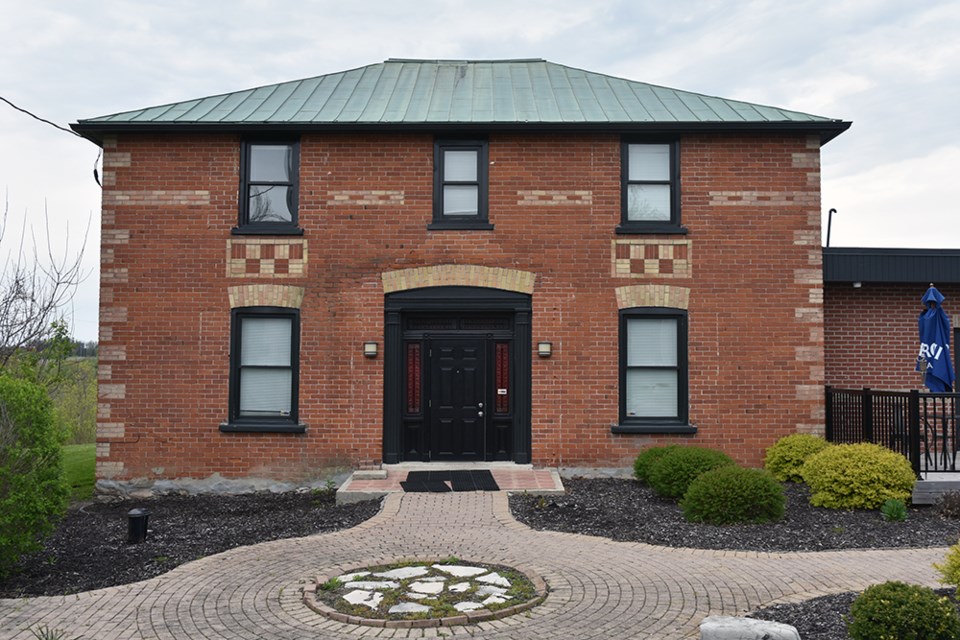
[{"x1": 0, "y1": 374, "x2": 69, "y2": 577}]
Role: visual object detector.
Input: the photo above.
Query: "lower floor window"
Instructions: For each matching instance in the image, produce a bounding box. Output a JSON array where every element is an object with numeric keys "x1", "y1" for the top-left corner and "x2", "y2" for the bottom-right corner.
[
  {"x1": 619, "y1": 308, "x2": 688, "y2": 425},
  {"x1": 229, "y1": 307, "x2": 299, "y2": 426}
]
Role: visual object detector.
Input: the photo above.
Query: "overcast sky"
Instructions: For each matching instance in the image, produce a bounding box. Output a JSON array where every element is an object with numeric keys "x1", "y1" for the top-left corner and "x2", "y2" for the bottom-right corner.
[{"x1": 2, "y1": 0, "x2": 958, "y2": 341}]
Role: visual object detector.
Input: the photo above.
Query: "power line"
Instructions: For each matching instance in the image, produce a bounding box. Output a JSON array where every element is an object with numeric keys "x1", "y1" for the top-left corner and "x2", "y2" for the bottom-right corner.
[{"x1": 0, "y1": 95, "x2": 83, "y2": 138}]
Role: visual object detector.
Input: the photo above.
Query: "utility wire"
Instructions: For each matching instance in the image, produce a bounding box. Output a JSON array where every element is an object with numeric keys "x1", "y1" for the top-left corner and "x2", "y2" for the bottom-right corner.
[
  {"x1": 1, "y1": 94, "x2": 101, "y2": 187},
  {"x1": 0, "y1": 95, "x2": 84, "y2": 138}
]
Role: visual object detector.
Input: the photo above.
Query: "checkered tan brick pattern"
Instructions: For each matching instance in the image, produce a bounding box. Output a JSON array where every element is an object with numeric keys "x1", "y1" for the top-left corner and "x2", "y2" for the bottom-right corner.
[
  {"x1": 227, "y1": 238, "x2": 308, "y2": 278},
  {"x1": 612, "y1": 239, "x2": 692, "y2": 278}
]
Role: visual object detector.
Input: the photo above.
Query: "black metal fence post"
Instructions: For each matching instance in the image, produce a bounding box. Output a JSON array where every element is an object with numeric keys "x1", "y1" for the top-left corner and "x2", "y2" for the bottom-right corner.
[
  {"x1": 909, "y1": 389, "x2": 921, "y2": 477},
  {"x1": 824, "y1": 385, "x2": 833, "y2": 441},
  {"x1": 862, "y1": 388, "x2": 873, "y2": 443}
]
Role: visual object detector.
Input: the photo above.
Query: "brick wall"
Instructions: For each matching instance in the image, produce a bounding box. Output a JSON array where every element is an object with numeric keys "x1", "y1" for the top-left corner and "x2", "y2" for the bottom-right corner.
[
  {"x1": 824, "y1": 283, "x2": 960, "y2": 390},
  {"x1": 97, "y1": 130, "x2": 824, "y2": 481}
]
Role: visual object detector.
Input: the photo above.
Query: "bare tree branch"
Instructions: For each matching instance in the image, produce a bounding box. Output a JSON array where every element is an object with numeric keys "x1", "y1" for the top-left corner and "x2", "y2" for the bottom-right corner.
[{"x1": 0, "y1": 193, "x2": 89, "y2": 366}]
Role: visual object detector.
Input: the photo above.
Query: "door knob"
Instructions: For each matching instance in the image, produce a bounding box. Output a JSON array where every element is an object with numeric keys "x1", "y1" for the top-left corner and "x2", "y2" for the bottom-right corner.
[
  {"x1": 478, "y1": 402, "x2": 484, "y2": 408},
  {"x1": 477, "y1": 411, "x2": 484, "y2": 417}
]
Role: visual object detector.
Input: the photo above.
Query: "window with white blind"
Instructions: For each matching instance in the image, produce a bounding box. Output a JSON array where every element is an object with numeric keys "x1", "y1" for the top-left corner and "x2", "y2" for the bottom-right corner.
[
  {"x1": 617, "y1": 308, "x2": 690, "y2": 431},
  {"x1": 430, "y1": 139, "x2": 492, "y2": 229},
  {"x1": 619, "y1": 140, "x2": 684, "y2": 234},
  {"x1": 224, "y1": 307, "x2": 302, "y2": 432}
]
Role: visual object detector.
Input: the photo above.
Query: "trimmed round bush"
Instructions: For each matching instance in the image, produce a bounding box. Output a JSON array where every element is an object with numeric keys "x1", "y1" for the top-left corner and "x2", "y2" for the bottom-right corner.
[
  {"x1": 0, "y1": 375, "x2": 69, "y2": 577},
  {"x1": 633, "y1": 445, "x2": 681, "y2": 484},
  {"x1": 847, "y1": 581, "x2": 960, "y2": 640},
  {"x1": 647, "y1": 446, "x2": 735, "y2": 500},
  {"x1": 800, "y1": 442, "x2": 915, "y2": 510},
  {"x1": 680, "y1": 466, "x2": 785, "y2": 525},
  {"x1": 764, "y1": 433, "x2": 831, "y2": 482},
  {"x1": 934, "y1": 541, "x2": 960, "y2": 588}
]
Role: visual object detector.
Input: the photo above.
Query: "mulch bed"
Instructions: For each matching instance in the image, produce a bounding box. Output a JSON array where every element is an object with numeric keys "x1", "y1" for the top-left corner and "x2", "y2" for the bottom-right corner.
[{"x1": 0, "y1": 490, "x2": 381, "y2": 598}]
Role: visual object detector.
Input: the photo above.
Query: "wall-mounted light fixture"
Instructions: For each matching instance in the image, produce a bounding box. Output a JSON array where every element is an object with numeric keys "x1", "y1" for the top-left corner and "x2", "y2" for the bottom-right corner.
[
  {"x1": 853, "y1": 281, "x2": 862, "y2": 289},
  {"x1": 363, "y1": 342, "x2": 378, "y2": 358},
  {"x1": 537, "y1": 342, "x2": 553, "y2": 358}
]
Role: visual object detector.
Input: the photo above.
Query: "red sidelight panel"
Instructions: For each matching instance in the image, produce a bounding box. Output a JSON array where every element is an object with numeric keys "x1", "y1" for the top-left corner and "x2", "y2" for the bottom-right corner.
[
  {"x1": 406, "y1": 343, "x2": 421, "y2": 414},
  {"x1": 495, "y1": 342, "x2": 509, "y2": 414}
]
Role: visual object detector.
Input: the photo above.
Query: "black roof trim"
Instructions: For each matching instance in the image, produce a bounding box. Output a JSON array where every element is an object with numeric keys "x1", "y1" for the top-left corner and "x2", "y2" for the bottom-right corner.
[
  {"x1": 824, "y1": 247, "x2": 960, "y2": 284},
  {"x1": 70, "y1": 120, "x2": 851, "y2": 147}
]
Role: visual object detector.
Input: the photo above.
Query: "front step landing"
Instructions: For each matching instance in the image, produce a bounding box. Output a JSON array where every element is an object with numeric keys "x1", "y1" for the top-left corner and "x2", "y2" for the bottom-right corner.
[{"x1": 914, "y1": 476, "x2": 960, "y2": 504}]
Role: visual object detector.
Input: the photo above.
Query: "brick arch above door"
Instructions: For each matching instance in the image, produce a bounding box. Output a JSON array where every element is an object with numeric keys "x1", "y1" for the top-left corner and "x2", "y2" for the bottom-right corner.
[{"x1": 381, "y1": 265, "x2": 536, "y2": 295}]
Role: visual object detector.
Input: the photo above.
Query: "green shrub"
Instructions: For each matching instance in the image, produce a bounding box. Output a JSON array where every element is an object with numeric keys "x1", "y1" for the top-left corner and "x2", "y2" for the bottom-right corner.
[
  {"x1": 0, "y1": 375, "x2": 69, "y2": 577},
  {"x1": 647, "y1": 446, "x2": 735, "y2": 500},
  {"x1": 934, "y1": 541, "x2": 960, "y2": 588},
  {"x1": 633, "y1": 445, "x2": 681, "y2": 484},
  {"x1": 764, "y1": 433, "x2": 832, "y2": 482},
  {"x1": 800, "y1": 442, "x2": 915, "y2": 510},
  {"x1": 881, "y1": 498, "x2": 908, "y2": 522},
  {"x1": 680, "y1": 466, "x2": 785, "y2": 525},
  {"x1": 847, "y1": 581, "x2": 960, "y2": 640}
]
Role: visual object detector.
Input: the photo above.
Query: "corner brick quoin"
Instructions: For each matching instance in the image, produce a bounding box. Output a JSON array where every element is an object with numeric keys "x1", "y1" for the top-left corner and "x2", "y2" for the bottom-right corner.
[
  {"x1": 616, "y1": 285, "x2": 691, "y2": 310},
  {"x1": 381, "y1": 265, "x2": 536, "y2": 295},
  {"x1": 228, "y1": 284, "x2": 306, "y2": 309}
]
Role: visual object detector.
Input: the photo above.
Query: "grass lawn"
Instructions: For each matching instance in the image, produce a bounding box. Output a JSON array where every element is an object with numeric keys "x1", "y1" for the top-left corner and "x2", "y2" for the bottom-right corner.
[{"x1": 63, "y1": 443, "x2": 95, "y2": 501}]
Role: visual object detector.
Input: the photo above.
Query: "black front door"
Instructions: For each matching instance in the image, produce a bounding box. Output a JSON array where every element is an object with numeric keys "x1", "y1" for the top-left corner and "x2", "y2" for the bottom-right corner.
[{"x1": 430, "y1": 337, "x2": 486, "y2": 460}]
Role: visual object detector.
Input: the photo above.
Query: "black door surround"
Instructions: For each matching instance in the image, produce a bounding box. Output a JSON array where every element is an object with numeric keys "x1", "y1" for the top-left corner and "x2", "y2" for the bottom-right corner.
[{"x1": 383, "y1": 286, "x2": 532, "y2": 464}]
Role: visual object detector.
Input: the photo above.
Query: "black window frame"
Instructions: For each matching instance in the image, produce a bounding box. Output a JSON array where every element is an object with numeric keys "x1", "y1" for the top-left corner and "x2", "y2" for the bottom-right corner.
[
  {"x1": 613, "y1": 307, "x2": 694, "y2": 434},
  {"x1": 429, "y1": 139, "x2": 493, "y2": 230},
  {"x1": 221, "y1": 306, "x2": 304, "y2": 433},
  {"x1": 618, "y1": 139, "x2": 685, "y2": 235},
  {"x1": 234, "y1": 138, "x2": 303, "y2": 236}
]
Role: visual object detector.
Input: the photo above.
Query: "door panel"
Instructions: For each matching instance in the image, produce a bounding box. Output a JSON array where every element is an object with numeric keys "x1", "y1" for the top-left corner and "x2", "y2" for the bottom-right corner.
[{"x1": 430, "y1": 338, "x2": 486, "y2": 460}]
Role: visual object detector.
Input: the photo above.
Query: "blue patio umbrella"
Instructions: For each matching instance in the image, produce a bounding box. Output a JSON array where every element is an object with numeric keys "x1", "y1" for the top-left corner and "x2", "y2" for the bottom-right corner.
[{"x1": 916, "y1": 285, "x2": 955, "y2": 392}]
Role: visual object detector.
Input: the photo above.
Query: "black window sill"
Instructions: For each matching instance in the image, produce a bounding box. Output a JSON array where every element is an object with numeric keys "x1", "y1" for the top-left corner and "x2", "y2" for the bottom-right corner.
[
  {"x1": 611, "y1": 423, "x2": 697, "y2": 435},
  {"x1": 427, "y1": 221, "x2": 495, "y2": 231},
  {"x1": 615, "y1": 224, "x2": 688, "y2": 235},
  {"x1": 220, "y1": 422, "x2": 306, "y2": 434},
  {"x1": 231, "y1": 225, "x2": 304, "y2": 236}
]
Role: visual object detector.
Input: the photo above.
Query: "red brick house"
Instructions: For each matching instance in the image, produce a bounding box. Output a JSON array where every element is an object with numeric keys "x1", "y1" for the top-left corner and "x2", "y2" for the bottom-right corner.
[
  {"x1": 824, "y1": 247, "x2": 960, "y2": 390},
  {"x1": 72, "y1": 59, "x2": 851, "y2": 491}
]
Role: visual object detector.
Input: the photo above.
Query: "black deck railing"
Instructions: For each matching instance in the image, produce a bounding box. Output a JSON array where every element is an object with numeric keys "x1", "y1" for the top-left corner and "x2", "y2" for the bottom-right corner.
[{"x1": 825, "y1": 386, "x2": 960, "y2": 476}]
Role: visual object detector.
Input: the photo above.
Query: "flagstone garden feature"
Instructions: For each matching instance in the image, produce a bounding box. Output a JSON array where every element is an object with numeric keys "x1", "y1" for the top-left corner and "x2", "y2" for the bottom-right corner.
[{"x1": 303, "y1": 558, "x2": 545, "y2": 628}]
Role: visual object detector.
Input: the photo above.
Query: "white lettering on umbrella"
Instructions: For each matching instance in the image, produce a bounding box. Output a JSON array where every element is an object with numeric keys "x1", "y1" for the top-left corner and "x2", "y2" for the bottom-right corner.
[{"x1": 920, "y1": 342, "x2": 944, "y2": 363}]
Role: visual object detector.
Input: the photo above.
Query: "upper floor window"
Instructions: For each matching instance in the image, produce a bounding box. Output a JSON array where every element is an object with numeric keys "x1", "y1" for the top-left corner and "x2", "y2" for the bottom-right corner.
[
  {"x1": 235, "y1": 140, "x2": 302, "y2": 235},
  {"x1": 430, "y1": 139, "x2": 492, "y2": 230},
  {"x1": 614, "y1": 307, "x2": 693, "y2": 434},
  {"x1": 222, "y1": 307, "x2": 303, "y2": 433},
  {"x1": 619, "y1": 141, "x2": 684, "y2": 235}
]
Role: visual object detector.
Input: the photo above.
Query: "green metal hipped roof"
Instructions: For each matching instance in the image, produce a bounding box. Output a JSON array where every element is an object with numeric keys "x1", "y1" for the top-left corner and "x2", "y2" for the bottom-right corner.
[{"x1": 73, "y1": 59, "x2": 850, "y2": 143}]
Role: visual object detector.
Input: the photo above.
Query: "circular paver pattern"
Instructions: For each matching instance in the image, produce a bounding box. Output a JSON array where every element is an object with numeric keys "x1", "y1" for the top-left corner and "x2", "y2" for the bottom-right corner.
[
  {"x1": 0, "y1": 491, "x2": 949, "y2": 639},
  {"x1": 304, "y1": 558, "x2": 545, "y2": 628}
]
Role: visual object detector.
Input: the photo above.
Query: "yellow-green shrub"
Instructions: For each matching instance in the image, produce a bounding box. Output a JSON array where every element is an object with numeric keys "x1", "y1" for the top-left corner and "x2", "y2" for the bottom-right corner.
[
  {"x1": 847, "y1": 581, "x2": 960, "y2": 640},
  {"x1": 764, "y1": 433, "x2": 832, "y2": 482},
  {"x1": 934, "y1": 541, "x2": 960, "y2": 588},
  {"x1": 800, "y1": 443, "x2": 915, "y2": 510}
]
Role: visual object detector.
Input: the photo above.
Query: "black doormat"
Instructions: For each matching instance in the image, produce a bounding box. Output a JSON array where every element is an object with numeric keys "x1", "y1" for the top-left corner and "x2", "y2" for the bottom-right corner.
[{"x1": 400, "y1": 470, "x2": 500, "y2": 493}]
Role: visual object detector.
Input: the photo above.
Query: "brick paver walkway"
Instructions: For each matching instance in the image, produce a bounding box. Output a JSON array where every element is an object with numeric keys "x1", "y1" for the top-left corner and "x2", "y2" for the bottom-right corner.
[{"x1": 0, "y1": 492, "x2": 948, "y2": 639}]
